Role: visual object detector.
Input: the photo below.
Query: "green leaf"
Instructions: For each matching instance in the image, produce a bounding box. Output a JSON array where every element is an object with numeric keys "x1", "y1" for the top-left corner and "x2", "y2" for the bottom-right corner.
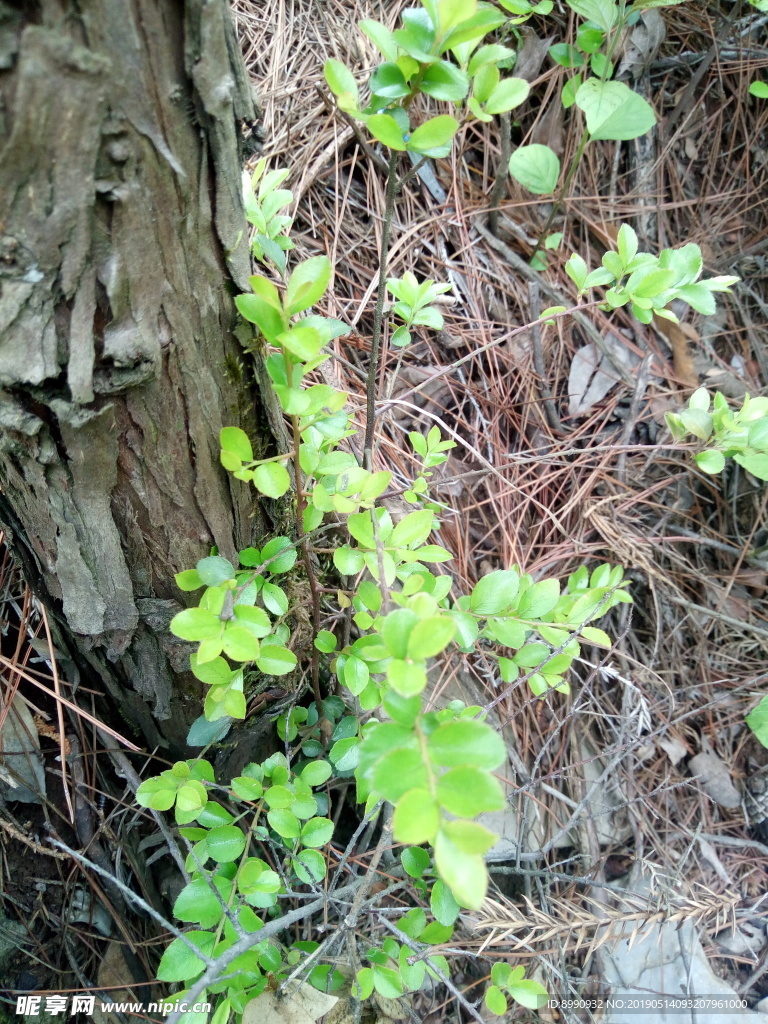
[
  {"x1": 174, "y1": 876, "x2": 232, "y2": 928},
  {"x1": 485, "y1": 985, "x2": 508, "y2": 1015},
  {"x1": 294, "y1": 849, "x2": 327, "y2": 883},
  {"x1": 549, "y1": 42, "x2": 585, "y2": 68},
  {"x1": 267, "y1": 807, "x2": 301, "y2": 839},
  {"x1": 617, "y1": 223, "x2": 639, "y2": 266},
  {"x1": 136, "y1": 777, "x2": 176, "y2": 811},
  {"x1": 256, "y1": 645, "x2": 298, "y2": 676},
  {"x1": 343, "y1": 655, "x2": 370, "y2": 696},
  {"x1": 402, "y1": 846, "x2": 430, "y2": 878},
  {"x1": 175, "y1": 569, "x2": 204, "y2": 592},
  {"x1": 170, "y1": 608, "x2": 221, "y2": 642},
  {"x1": 235, "y1": 293, "x2": 285, "y2": 343},
  {"x1": 470, "y1": 569, "x2": 519, "y2": 613},
  {"x1": 735, "y1": 452, "x2": 768, "y2": 480},
  {"x1": 333, "y1": 546, "x2": 365, "y2": 575},
  {"x1": 394, "y1": 7, "x2": 436, "y2": 61},
  {"x1": 468, "y1": 44, "x2": 517, "y2": 77},
  {"x1": 300, "y1": 816, "x2": 334, "y2": 847},
  {"x1": 157, "y1": 932, "x2": 215, "y2": 982},
  {"x1": 575, "y1": 79, "x2": 656, "y2": 141},
  {"x1": 221, "y1": 426, "x2": 253, "y2": 463},
  {"x1": 442, "y1": 819, "x2": 497, "y2": 854},
  {"x1": 485, "y1": 77, "x2": 530, "y2": 115},
  {"x1": 407, "y1": 616, "x2": 455, "y2": 658},
  {"x1": 261, "y1": 581, "x2": 288, "y2": 616},
  {"x1": 437, "y1": 766, "x2": 505, "y2": 816},
  {"x1": 421, "y1": 61, "x2": 470, "y2": 102},
  {"x1": 407, "y1": 115, "x2": 460, "y2": 153},
  {"x1": 747, "y1": 695, "x2": 768, "y2": 748},
  {"x1": 285, "y1": 256, "x2": 332, "y2": 316},
  {"x1": 517, "y1": 578, "x2": 560, "y2": 617},
  {"x1": 206, "y1": 825, "x2": 246, "y2": 863},
  {"x1": 360, "y1": 20, "x2": 399, "y2": 62},
  {"x1": 390, "y1": 509, "x2": 435, "y2": 547},
  {"x1": 434, "y1": 830, "x2": 487, "y2": 909},
  {"x1": 252, "y1": 462, "x2": 291, "y2": 498},
  {"x1": 330, "y1": 736, "x2": 360, "y2": 772},
  {"x1": 367, "y1": 113, "x2": 407, "y2": 150},
  {"x1": 508, "y1": 143, "x2": 560, "y2": 194},
  {"x1": 442, "y1": 8, "x2": 505, "y2": 49},
  {"x1": 373, "y1": 965, "x2": 403, "y2": 999},
  {"x1": 382, "y1": 691, "x2": 422, "y2": 727},
  {"x1": 233, "y1": 605, "x2": 272, "y2": 638},
  {"x1": 388, "y1": 659, "x2": 428, "y2": 697},
  {"x1": 324, "y1": 58, "x2": 359, "y2": 107},
  {"x1": 314, "y1": 630, "x2": 337, "y2": 653},
  {"x1": 231, "y1": 776, "x2": 264, "y2": 801},
  {"x1": 507, "y1": 974, "x2": 549, "y2": 1009},
  {"x1": 566, "y1": 253, "x2": 589, "y2": 291},
  {"x1": 431, "y1": 878, "x2": 460, "y2": 925},
  {"x1": 392, "y1": 789, "x2": 440, "y2": 844},
  {"x1": 750, "y1": 81, "x2": 768, "y2": 99},
  {"x1": 675, "y1": 283, "x2": 716, "y2": 316},
  {"x1": 428, "y1": 719, "x2": 506, "y2": 769},
  {"x1": 568, "y1": 0, "x2": 619, "y2": 31},
  {"x1": 301, "y1": 761, "x2": 333, "y2": 787},
  {"x1": 370, "y1": 62, "x2": 411, "y2": 99},
  {"x1": 580, "y1": 626, "x2": 612, "y2": 648},
  {"x1": 372, "y1": 749, "x2": 430, "y2": 802},
  {"x1": 221, "y1": 624, "x2": 261, "y2": 662}
]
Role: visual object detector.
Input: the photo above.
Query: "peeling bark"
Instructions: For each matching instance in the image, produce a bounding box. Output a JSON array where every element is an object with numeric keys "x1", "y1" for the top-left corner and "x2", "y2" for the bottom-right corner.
[{"x1": 0, "y1": 0, "x2": 270, "y2": 747}]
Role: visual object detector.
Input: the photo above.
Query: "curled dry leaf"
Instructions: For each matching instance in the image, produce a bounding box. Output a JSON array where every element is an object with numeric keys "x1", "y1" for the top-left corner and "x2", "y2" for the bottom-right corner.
[
  {"x1": 0, "y1": 693, "x2": 46, "y2": 803},
  {"x1": 243, "y1": 984, "x2": 339, "y2": 1024},
  {"x1": 568, "y1": 336, "x2": 638, "y2": 417},
  {"x1": 688, "y1": 746, "x2": 741, "y2": 809}
]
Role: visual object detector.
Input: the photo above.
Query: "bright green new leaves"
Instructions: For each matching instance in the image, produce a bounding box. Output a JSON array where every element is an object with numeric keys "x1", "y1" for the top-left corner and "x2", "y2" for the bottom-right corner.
[
  {"x1": 667, "y1": 389, "x2": 768, "y2": 482},
  {"x1": 575, "y1": 79, "x2": 656, "y2": 141},
  {"x1": 486, "y1": 964, "x2": 549, "y2": 1014},
  {"x1": 508, "y1": 144, "x2": 561, "y2": 194},
  {"x1": 243, "y1": 160, "x2": 295, "y2": 273},
  {"x1": 567, "y1": 225, "x2": 739, "y2": 325},
  {"x1": 387, "y1": 272, "x2": 452, "y2": 347}
]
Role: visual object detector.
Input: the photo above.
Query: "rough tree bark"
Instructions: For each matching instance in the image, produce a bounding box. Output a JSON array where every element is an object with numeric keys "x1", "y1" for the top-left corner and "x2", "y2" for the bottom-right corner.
[{"x1": 0, "y1": 0, "x2": 274, "y2": 748}]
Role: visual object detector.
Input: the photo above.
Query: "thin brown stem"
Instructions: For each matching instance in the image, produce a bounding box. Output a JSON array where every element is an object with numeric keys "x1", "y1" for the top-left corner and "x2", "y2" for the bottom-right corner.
[
  {"x1": 364, "y1": 149, "x2": 399, "y2": 468},
  {"x1": 290, "y1": 410, "x2": 322, "y2": 707},
  {"x1": 488, "y1": 111, "x2": 511, "y2": 236}
]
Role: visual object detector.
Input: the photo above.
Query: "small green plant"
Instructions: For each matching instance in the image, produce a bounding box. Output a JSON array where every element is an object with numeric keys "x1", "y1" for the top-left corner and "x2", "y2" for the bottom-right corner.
[
  {"x1": 242, "y1": 159, "x2": 294, "y2": 275},
  {"x1": 324, "y1": 0, "x2": 534, "y2": 157},
  {"x1": 485, "y1": 963, "x2": 549, "y2": 1014},
  {"x1": 666, "y1": 388, "x2": 768, "y2": 480},
  {"x1": 387, "y1": 271, "x2": 452, "y2": 347},
  {"x1": 566, "y1": 223, "x2": 739, "y2": 325},
  {"x1": 749, "y1": 80, "x2": 768, "y2": 99}
]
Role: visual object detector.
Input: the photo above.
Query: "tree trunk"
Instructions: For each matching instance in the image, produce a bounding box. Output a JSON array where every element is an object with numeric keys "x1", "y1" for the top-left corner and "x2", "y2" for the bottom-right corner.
[{"x1": 0, "y1": 0, "x2": 273, "y2": 748}]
